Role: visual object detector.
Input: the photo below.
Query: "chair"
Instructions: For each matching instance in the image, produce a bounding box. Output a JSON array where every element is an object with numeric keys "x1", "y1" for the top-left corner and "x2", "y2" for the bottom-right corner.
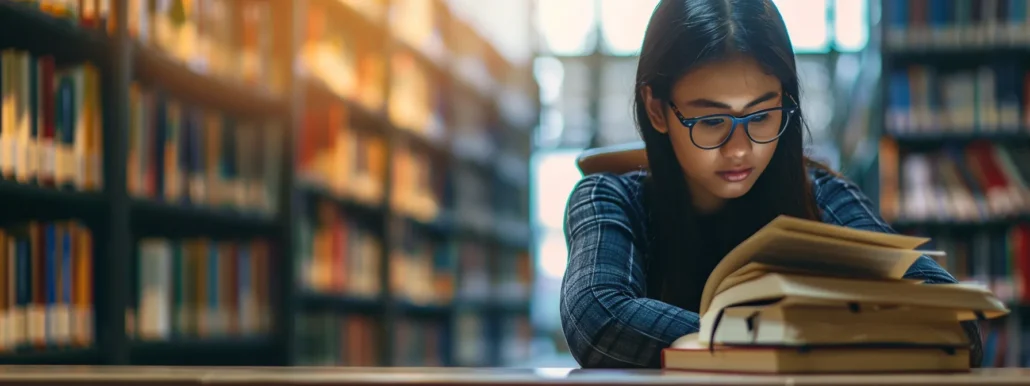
[{"x1": 576, "y1": 141, "x2": 649, "y2": 175}]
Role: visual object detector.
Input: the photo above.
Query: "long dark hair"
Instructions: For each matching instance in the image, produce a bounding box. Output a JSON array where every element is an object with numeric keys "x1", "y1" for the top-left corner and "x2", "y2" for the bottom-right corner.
[{"x1": 636, "y1": 0, "x2": 822, "y2": 312}]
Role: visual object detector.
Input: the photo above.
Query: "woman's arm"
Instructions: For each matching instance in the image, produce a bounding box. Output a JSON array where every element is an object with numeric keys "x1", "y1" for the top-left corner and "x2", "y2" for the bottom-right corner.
[
  {"x1": 561, "y1": 174, "x2": 699, "y2": 368},
  {"x1": 814, "y1": 172, "x2": 985, "y2": 367}
]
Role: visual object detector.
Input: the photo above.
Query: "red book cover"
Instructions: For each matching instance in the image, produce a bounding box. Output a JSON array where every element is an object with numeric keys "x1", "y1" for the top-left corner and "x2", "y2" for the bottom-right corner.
[
  {"x1": 1018, "y1": 225, "x2": 1030, "y2": 304},
  {"x1": 38, "y1": 56, "x2": 55, "y2": 187}
]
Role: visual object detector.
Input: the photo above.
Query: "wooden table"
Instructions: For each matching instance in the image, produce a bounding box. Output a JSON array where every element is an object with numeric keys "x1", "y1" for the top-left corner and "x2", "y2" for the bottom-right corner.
[{"x1": 0, "y1": 366, "x2": 1027, "y2": 386}]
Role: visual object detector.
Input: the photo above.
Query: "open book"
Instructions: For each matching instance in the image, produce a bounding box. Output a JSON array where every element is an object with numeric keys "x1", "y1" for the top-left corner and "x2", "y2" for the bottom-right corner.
[
  {"x1": 663, "y1": 215, "x2": 1010, "y2": 373},
  {"x1": 696, "y1": 216, "x2": 1008, "y2": 318}
]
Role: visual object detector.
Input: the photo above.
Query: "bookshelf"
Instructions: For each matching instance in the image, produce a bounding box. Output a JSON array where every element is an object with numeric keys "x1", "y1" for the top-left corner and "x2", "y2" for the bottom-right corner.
[
  {"x1": 865, "y1": 0, "x2": 1030, "y2": 368},
  {"x1": 0, "y1": 0, "x2": 536, "y2": 367}
]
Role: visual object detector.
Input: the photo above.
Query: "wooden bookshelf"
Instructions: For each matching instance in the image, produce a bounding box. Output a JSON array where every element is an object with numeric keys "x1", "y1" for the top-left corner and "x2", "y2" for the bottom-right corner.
[
  {"x1": 856, "y1": 0, "x2": 1030, "y2": 368},
  {"x1": 0, "y1": 0, "x2": 536, "y2": 367}
]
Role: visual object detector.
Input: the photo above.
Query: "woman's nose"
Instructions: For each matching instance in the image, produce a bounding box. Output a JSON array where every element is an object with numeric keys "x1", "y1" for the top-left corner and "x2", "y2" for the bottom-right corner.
[{"x1": 719, "y1": 122, "x2": 752, "y2": 158}]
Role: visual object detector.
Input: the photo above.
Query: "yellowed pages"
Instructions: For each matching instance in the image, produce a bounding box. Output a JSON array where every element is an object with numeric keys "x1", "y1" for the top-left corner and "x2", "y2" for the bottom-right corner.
[
  {"x1": 708, "y1": 304, "x2": 967, "y2": 346},
  {"x1": 763, "y1": 215, "x2": 930, "y2": 249},
  {"x1": 721, "y1": 303, "x2": 962, "y2": 324},
  {"x1": 699, "y1": 222, "x2": 928, "y2": 315},
  {"x1": 670, "y1": 332, "x2": 703, "y2": 349},
  {"x1": 698, "y1": 273, "x2": 1009, "y2": 342},
  {"x1": 715, "y1": 262, "x2": 927, "y2": 297},
  {"x1": 663, "y1": 343, "x2": 970, "y2": 373}
]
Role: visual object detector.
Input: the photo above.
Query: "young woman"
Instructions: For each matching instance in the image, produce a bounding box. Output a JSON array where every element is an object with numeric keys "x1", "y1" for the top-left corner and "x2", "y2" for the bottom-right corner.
[{"x1": 560, "y1": 0, "x2": 983, "y2": 369}]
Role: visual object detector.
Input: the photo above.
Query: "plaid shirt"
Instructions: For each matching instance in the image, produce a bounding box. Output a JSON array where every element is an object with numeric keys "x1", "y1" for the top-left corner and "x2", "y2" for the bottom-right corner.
[{"x1": 560, "y1": 167, "x2": 983, "y2": 368}]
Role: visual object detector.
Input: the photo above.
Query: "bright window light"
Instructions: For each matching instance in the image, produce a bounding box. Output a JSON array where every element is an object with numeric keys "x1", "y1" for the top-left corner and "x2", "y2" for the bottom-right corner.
[
  {"x1": 834, "y1": 0, "x2": 868, "y2": 52},
  {"x1": 773, "y1": 0, "x2": 831, "y2": 53},
  {"x1": 536, "y1": 0, "x2": 597, "y2": 56},
  {"x1": 531, "y1": 149, "x2": 584, "y2": 231},
  {"x1": 536, "y1": 231, "x2": 570, "y2": 279},
  {"x1": 531, "y1": 149, "x2": 586, "y2": 280},
  {"x1": 533, "y1": 56, "x2": 565, "y2": 106},
  {"x1": 599, "y1": 0, "x2": 659, "y2": 56}
]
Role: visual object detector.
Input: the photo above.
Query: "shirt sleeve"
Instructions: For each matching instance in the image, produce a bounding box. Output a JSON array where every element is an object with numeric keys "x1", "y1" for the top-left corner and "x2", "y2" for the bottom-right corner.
[
  {"x1": 560, "y1": 174, "x2": 699, "y2": 368},
  {"x1": 815, "y1": 173, "x2": 985, "y2": 367}
]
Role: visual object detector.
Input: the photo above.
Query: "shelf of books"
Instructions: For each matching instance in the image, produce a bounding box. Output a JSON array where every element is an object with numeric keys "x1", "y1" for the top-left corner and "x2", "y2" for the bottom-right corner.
[
  {"x1": 0, "y1": 0, "x2": 535, "y2": 367},
  {"x1": 293, "y1": 0, "x2": 535, "y2": 367},
  {"x1": 876, "y1": 0, "x2": 1030, "y2": 368}
]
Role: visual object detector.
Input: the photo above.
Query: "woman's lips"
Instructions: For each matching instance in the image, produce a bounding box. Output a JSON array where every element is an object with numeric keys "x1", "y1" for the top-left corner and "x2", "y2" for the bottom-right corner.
[{"x1": 717, "y1": 167, "x2": 753, "y2": 182}]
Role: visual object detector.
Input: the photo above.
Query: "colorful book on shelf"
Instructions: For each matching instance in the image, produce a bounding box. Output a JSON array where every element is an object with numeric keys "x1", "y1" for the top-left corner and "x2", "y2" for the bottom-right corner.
[
  {"x1": 0, "y1": 219, "x2": 93, "y2": 353},
  {"x1": 125, "y1": 82, "x2": 282, "y2": 215},
  {"x1": 389, "y1": 221, "x2": 452, "y2": 306},
  {"x1": 388, "y1": 144, "x2": 440, "y2": 222},
  {"x1": 296, "y1": 104, "x2": 386, "y2": 207},
  {"x1": 885, "y1": 63, "x2": 1027, "y2": 135},
  {"x1": 906, "y1": 221, "x2": 1030, "y2": 307},
  {"x1": 296, "y1": 198, "x2": 382, "y2": 297},
  {"x1": 393, "y1": 318, "x2": 445, "y2": 366},
  {"x1": 131, "y1": 237, "x2": 271, "y2": 341},
  {"x1": 12, "y1": 0, "x2": 112, "y2": 29},
  {"x1": 884, "y1": 0, "x2": 1030, "y2": 49},
  {"x1": 662, "y1": 215, "x2": 1009, "y2": 374},
  {"x1": 0, "y1": 50, "x2": 103, "y2": 192},
  {"x1": 129, "y1": 0, "x2": 278, "y2": 94},
  {"x1": 883, "y1": 141, "x2": 1030, "y2": 225},
  {"x1": 295, "y1": 312, "x2": 378, "y2": 366}
]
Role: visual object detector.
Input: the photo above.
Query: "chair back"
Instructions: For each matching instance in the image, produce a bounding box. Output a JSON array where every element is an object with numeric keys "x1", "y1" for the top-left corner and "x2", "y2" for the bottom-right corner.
[{"x1": 576, "y1": 141, "x2": 649, "y2": 175}]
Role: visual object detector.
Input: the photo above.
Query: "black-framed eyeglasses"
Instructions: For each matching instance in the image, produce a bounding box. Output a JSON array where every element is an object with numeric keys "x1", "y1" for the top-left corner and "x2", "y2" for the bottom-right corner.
[{"x1": 668, "y1": 95, "x2": 798, "y2": 150}]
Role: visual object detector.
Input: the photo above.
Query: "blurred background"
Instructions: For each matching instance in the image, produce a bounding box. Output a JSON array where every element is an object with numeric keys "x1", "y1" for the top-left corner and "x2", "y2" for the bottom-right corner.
[{"x1": 0, "y1": 0, "x2": 1026, "y2": 369}]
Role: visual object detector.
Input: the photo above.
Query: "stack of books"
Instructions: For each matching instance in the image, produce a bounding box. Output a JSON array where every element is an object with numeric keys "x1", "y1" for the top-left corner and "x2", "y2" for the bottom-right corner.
[{"x1": 662, "y1": 216, "x2": 1009, "y2": 373}]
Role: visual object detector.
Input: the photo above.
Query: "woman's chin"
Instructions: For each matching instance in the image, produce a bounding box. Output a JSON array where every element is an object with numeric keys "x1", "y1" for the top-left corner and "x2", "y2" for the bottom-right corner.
[{"x1": 715, "y1": 182, "x2": 755, "y2": 199}]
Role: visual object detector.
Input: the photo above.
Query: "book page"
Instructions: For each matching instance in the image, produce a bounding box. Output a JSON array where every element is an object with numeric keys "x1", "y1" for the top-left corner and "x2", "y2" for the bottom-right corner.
[
  {"x1": 764, "y1": 215, "x2": 929, "y2": 249},
  {"x1": 699, "y1": 217, "x2": 930, "y2": 315},
  {"x1": 712, "y1": 305, "x2": 969, "y2": 346},
  {"x1": 707, "y1": 273, "x2": 1008, "y2": 324},
  {"x1": 749, "y1": 229, "x2": 925, "y2": 278},
  {"x1": 697, "y1": 273, "x2": 1009, "y2": 344},
  {"x1": 669, "y1": 332, "x2": 703, "y2": 349},
  {"x1": 715, "y1": 262, "x2": 926, "y2": 296}
]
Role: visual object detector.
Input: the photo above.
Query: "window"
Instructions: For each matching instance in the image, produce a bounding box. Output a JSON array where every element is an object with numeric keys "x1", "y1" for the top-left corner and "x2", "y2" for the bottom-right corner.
[
  {"x1": 833, "y1": 0, "x2": 869, "y2": 52},
  {"x1": 529, "y1": 149, "x2": 586, "y2": 334},
  {"x1": 774, "y1": 0, "x2": 831, "y2": 53},
  {"x1": 598, "y1": 58, "x2": 639, "y2": 145},
  {"x1": 533, "y1": 56, "x2": 595, "y2": 149},
  {"x1": 538, "y1": 0, "x2": 868, "y2": 56},
  {"x1": 536, "y1": 0, "x2": 597, "y2": 56},
  {"x1": 599, "y1": 0, "x2": 659, "y2": 56}
]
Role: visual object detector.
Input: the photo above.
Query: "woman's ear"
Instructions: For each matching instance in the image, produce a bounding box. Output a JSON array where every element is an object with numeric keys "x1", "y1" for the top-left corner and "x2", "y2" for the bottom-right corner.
[{"x1": 642, "y1": 86, "x2": 669, "y2": 134}]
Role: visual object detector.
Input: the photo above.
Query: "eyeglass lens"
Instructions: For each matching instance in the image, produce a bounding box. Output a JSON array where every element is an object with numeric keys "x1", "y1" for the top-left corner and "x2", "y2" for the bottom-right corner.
[{"x1": 691, "y1": 109, "x2": 790, "y2": 148}]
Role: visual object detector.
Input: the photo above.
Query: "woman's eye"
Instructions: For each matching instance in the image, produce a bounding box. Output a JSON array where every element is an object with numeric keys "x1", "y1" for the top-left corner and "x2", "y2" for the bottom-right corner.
[
  {"x1": 749, "y1": 113, "x2": 768, "y2": 122},
  {"x1": 699, "y1": 118, "x2": 725, "y2": 127}
]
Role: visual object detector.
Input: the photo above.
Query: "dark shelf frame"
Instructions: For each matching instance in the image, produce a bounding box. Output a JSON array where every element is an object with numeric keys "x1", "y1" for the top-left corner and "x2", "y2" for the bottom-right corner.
[
  {"x1": 0, "y1": 0, "x2": 535, "y2": 367},
  {"x1": 892, "y1": 215, "x2": 1030, "y2": 232},
  {"x1": 0, "y1": 347, "x2": 99, "y2": 365},
  {"x1": 888, "y1": 131, "x2": 1030, "y2": 148}
]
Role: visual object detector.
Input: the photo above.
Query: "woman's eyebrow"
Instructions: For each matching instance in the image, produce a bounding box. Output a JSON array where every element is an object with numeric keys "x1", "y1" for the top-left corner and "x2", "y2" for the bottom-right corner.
[{"x1": 685, "y1": 91, "x2": 781, "y2": 109}]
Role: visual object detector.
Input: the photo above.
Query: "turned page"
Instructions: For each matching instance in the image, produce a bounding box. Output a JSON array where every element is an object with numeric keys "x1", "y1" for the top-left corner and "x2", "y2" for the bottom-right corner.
[{"x1": 698, "y1": 216, "x2": 932, "y2": 315}]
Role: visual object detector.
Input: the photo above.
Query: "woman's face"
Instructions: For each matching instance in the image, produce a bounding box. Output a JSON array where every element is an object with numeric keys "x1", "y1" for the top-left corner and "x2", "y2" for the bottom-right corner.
[{"x1": 644, "y1": 55, "x2": 784, "y2": 213}]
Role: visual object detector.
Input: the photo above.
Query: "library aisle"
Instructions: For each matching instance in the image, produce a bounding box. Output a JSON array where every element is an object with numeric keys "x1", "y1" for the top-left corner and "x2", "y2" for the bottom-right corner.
[{"x1": 0, "y1": 0, "x2": 536, "y2": 367}]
